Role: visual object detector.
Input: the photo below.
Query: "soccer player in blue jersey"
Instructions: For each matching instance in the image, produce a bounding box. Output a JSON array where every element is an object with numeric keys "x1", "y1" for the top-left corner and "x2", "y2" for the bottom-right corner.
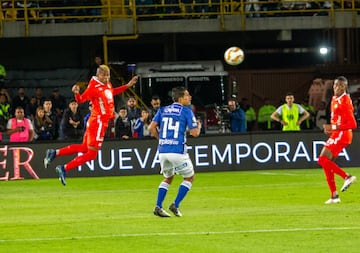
[{"x1": 149, "y1": 86, "x2": 202, "y2": 217}]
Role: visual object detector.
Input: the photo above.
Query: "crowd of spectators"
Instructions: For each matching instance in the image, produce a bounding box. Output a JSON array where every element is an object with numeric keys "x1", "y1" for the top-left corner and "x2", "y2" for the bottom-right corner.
[
  {"x1": 2, "y1": 75, "x2": 360, "y2": 143},
  {"x1": 0, "y1": 82, "x2": 164, "y2": 142},
  {"x1": 1, "y1": 0, "x2": 103, "y2": 23},
  {"x1": 1, "y1": 0, "x2": 359, "y2": 23}
]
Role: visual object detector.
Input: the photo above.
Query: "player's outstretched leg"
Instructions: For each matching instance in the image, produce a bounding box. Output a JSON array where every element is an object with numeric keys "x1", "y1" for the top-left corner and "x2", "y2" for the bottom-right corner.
[{"x1": 44, "y1": 149, "x2": 56, "y2": 168}]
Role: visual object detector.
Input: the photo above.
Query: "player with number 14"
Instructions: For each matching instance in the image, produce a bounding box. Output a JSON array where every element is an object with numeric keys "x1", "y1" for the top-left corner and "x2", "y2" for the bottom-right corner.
[{"x1": 149, "y1": 86, "x2": 202, "y2": 217}]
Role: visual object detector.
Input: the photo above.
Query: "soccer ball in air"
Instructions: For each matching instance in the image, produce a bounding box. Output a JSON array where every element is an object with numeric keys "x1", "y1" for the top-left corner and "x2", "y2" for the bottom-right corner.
[{"x1": 224, "y1": 47, "x2": 245, "y2": 66}]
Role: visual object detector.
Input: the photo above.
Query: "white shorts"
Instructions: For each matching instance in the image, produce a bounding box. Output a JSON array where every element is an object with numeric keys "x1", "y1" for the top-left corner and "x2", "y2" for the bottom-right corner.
[{"x1": 158, "y1": 153, "x2": 194, "y2": 179}]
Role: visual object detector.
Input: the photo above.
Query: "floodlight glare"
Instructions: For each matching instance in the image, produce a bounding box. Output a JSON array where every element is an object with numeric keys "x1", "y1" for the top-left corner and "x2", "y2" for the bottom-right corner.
[{"x1": 319, "y1": 47, "x2": 329, "y2": 55}]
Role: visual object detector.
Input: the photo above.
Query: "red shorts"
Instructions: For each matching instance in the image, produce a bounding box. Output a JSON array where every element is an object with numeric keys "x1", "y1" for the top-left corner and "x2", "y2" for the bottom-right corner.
[
  {"x1": 324, "y1": 130, "x2": 353, "y2": 158},
  {"x1": 82, "y1": 115, "x2": 109, "y2": 149}
]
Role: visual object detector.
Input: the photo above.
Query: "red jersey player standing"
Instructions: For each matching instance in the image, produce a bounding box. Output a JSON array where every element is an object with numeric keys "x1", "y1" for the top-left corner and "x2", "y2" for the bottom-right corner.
[
  {"x1": 318, "y1": 76, "x2": 357, "y2": 204},
  {"x1": 44, "y1": 65, "x2": 138, "y2": 185}
]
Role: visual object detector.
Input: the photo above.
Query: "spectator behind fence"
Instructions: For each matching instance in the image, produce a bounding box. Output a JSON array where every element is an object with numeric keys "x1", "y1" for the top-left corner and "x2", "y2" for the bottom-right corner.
[
  {"x1": 1, "y1": 1, "x2": 17, "y2": 20},
  {"x1": 33, "y1": 87, "x2": 46, "y2": 108},
  {"x1": 39, "y1": 0, "x2": 55, "y2": 23},
  {"x1": 0, "y1": 93, "x2": 11, "y2": 141},
  {"x1": 43, "y1": 98, "x2": 60, "y2": 140},
  {"x1": 15, "y1": 1, "x2": 39, "y2": 22},
  {"x1": 126, "y1": 96, "x2": 141, "y2": 123},
  {"x1": 133, "y1": 108, "x2": 151, "y2": 138},
  {"x1": 257, "y1": 98, "x2": 276, "y2": 130},
  {"x1": 33, "y1": 106, "x2": 55, "y2": 141},
  {"x1": 239, "y1": 97, "x2": 256, "y2": 131},
  {"x1": 26, "y1": 96, "x2": 38, "y2": 121},
  {"x1": 61, "y1": 99, "x2": 84, "y2": 140},
  {"x1": 7, "y1": 106, "x2": 34, "y2": 142},
  {"x1": 245, "y1": 0, "x2": 261, "y2": 17},
  {"x1": 0, "y1": 93, "x2": 10, "y2": 127},
  {"x1": 63, "y1": 0, "x2": 88, "y2": 21},
  {"x1": 88, "y1": 56, "x2": 103, "y2": 80},
  {"x1": 224, "y1": 98, "x2": 246, "y2": 133},
  {"x1": 50, "y1": 88, "x2": 67, "y2": 121},
  {"x1": 149, "y1": 95, "x2": 161, "y2": 119},
  {"x1": 0, "y1": 88, "x2": 12, "y2": 104},
  {"x1": 115, "y1": 106, "x2": 132, "y2": 139},
  {"x1": 86, "y1": 0, "x2": 102, "y2": 20},
  {"x1": 0, "y1": 64, "x2": 6, "y2": 88},
  {"x1": 271, "y1": 92, "x2": 310, "y2": 131}
]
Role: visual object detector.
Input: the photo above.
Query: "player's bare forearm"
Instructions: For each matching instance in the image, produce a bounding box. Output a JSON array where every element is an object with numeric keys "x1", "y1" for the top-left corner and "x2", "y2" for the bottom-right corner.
[
  {"x1": 148, "y1": 121, "x2": 159, "y2": 139},
  {"x1": 190, "y1": 121, "x2": 201, "y2": 137},
  {"x1": 323, "y1": 124, "x2": 332, "y2": 135},
  {"x1": 126, "y1": 76, "x2": 138, "y2": 88}
]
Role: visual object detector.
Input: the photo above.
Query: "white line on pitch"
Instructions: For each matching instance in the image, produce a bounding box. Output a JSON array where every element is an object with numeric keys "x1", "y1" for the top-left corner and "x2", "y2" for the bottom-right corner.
[
  {"x1": 255, "y1": 171, "x2": 315, "y2": 176},
  {"x1": 1, "y1": 227, "x2": 360, "y2": 243}
]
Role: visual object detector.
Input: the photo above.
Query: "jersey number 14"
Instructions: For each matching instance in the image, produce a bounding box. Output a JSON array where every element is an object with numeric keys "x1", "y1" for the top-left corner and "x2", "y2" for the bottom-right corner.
[{"x1": 161, "y1": 117, "x2": 180, "y2": 139}]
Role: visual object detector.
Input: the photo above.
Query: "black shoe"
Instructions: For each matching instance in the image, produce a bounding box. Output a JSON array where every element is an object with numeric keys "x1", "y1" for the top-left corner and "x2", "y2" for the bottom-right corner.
[
  {"x1": 55, "y1": 165, "x2": 66, "y2": 186},
  {"x1": 169, "y1": 203, "x2": 182, "y2": 217},
  {"x1": 341, "y1": 175, "x2": 356, "y2": 192},
  {"x1": 153, "y1": 206, "x2": 171, "y2": 217}
]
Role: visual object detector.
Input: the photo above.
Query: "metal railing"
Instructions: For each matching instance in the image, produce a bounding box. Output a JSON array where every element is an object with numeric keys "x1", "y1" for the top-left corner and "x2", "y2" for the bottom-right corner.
[{"x1": 1, "y1": 0, "x2": 359, "y2": 23}]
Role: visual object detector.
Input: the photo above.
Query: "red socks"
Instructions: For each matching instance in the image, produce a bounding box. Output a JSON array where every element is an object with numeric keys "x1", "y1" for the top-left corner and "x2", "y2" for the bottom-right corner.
[{"x1": 318, "y1": 155, "x2": 347, "y2": 196}]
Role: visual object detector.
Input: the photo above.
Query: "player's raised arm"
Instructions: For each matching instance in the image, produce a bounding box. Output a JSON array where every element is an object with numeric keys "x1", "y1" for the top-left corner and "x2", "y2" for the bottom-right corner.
[
  {"x1": 126, "y1": 75, "x2": 138, "y2": 88},
  {"x1": 113, "y1": 75, "x2": 138, "y2": 96}
]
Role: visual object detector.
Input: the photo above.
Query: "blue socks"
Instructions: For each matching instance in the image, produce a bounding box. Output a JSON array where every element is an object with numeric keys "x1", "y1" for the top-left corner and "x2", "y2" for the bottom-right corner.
[
  {"x1": 156, "y1": 182, "x2": 170, "y2": 208},
  {"x1": 174, "y1": 181, "x2": 192, "y2": 208},
  {"x1": 156, "y1": 180, "x2": 193, "y2": 208}
]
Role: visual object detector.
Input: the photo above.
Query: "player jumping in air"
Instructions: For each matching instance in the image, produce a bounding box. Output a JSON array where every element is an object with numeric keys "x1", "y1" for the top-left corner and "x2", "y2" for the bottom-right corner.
[
  {"x1": 318, "y1": 76, "x2": 357, "y2": 204},
  {"x1": 44, "y1": 65, "x2": 138, "y2": 185}
]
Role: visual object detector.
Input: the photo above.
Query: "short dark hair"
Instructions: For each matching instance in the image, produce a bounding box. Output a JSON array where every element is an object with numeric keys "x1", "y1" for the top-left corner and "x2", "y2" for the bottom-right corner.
[
  {"x1": 336, "y1": 76, "x2": 348, "y2": 84},
  {"x1": 151, "y1": 95, "x2": 160, "y2": 100},
  {"x1": 172, "y1": 86, "x2": 186, "y2": 102},
  {"x1": 43, "y1": 98, "x2": 52, "y2": 104}
]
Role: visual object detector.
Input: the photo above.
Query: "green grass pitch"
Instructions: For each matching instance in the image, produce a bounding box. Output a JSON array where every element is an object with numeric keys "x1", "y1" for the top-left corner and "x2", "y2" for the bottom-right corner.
[{"x1": 1, "y1": 168, "x2": 359, "y2": 253}]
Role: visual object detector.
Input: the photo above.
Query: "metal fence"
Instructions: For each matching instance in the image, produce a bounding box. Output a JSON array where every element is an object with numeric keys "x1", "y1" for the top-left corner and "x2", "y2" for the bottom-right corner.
[{"x1": 1, "y1": 0, "x2": 359, "y2": 23}]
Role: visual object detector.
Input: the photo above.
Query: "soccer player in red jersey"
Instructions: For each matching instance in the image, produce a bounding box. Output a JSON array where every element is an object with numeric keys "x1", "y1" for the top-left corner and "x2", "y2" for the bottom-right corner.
[
  {"x1": 44, "y1": 65, "x2": 138, "y2": 185},
  {"x1": 318, "y1": 76, "x2": 357, "y2": 204}
]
